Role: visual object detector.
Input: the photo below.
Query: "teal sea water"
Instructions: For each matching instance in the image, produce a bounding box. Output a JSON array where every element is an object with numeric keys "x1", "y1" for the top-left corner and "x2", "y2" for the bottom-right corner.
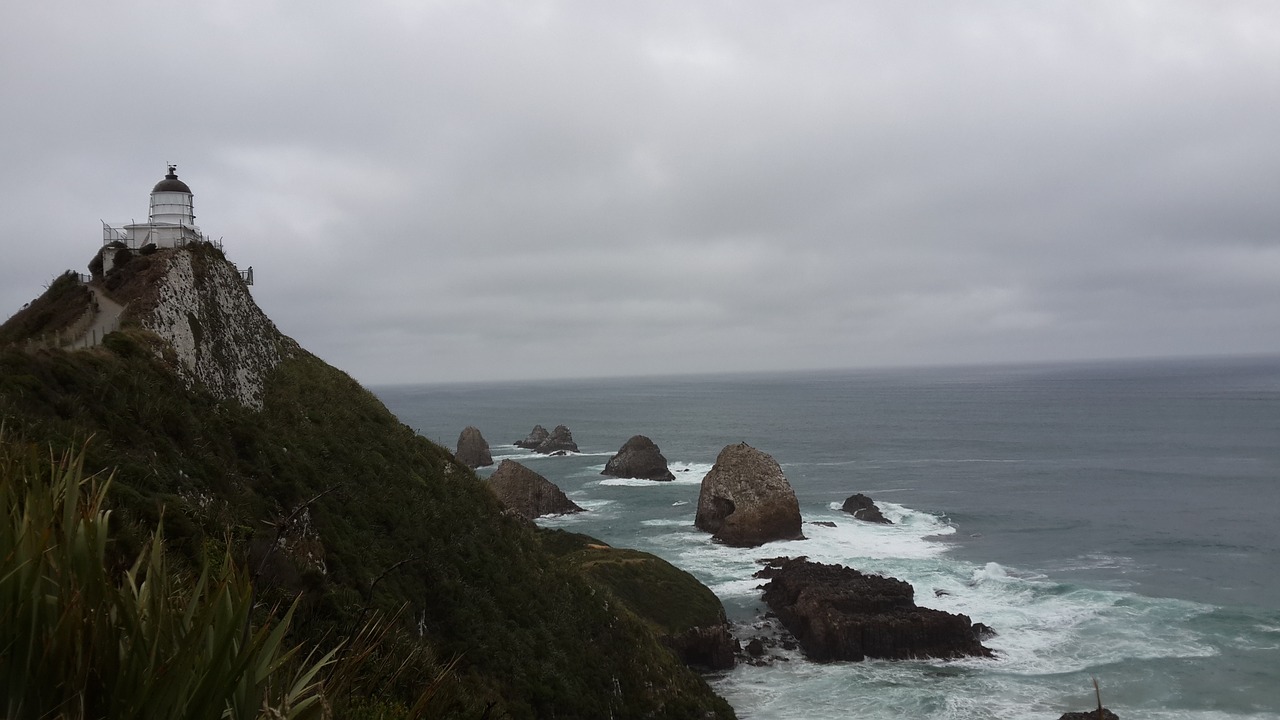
[{"x1": 374, "y1": 357, "x2": 1280, "y2": 720}]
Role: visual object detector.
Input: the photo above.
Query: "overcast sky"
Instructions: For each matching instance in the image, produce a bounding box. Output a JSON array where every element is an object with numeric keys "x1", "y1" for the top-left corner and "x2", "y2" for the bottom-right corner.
[{"x1": 2, "y1": 1, "x2": 1278, "y2": 384}]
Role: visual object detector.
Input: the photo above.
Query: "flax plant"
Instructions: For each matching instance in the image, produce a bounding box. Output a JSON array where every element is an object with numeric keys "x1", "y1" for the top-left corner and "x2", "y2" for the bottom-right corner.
[{"x1": 0, "y1": 433, "x2": 335, "y2": 720}]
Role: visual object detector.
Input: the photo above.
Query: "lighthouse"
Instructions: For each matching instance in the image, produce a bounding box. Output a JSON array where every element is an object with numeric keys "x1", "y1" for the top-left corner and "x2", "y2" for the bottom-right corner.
[
  {"x1": 105, "y1": 165, "x2": 208, "y2": 249},
  {"x1": 99, "y1": 166, "x2": 251, "y2": 283},
  {"x1": 148, "y1": 165, "x2": 195, "y2": 229}
]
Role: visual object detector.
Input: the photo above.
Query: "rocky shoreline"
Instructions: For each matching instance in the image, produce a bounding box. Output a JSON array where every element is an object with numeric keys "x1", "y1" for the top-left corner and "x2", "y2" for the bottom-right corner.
[
  {"x1": 454, "y1": 428, "x2": 1120, "y2": 718},
  {"x1": 755, "y1": 556, "x2": 994, "y2": 662}
]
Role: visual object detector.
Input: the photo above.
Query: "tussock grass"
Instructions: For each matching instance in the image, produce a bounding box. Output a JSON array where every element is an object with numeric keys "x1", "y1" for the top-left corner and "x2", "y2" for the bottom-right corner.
[
  {"x1": 0, "y1": 272, "x2": 92, "y2": 346},
  {"x1": 0, "y1": 432, "x2": 334, "y2": 719}
]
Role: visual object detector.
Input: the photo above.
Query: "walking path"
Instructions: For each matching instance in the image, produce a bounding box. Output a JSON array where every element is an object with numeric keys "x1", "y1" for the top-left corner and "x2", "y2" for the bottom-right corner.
[
  {"x1": 76, "y1": 287, "x2": 125, "y2": 348},
  {"x1": 21, "y1": 280, "x2": 127, "y2": 351},
  {"x1": 54, "y1": 285, "x2": 125, "y2": 350}
]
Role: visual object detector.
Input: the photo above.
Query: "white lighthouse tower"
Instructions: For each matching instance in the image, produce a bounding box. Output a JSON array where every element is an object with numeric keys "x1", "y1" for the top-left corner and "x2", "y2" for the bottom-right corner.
[
  {"x1": 148, "y1": 165, "x2": 195, "y2": 229},
  {"x1": 111, "y1": 165, "x2": 204, "y2": 248},
  {"x1": 99, "y1": 166, "x2": 252, "y2": 283}
]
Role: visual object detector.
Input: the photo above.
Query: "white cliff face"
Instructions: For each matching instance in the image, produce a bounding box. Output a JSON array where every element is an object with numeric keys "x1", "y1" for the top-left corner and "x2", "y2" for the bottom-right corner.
[{"x1": 142, "y1": 249, "x2": 295, "y2": 409}]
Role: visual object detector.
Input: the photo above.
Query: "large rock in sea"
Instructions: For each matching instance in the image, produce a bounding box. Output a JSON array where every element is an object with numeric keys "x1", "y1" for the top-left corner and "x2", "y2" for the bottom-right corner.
[
  {"x1": 514, "y1": 424, "x2": 549, "y2": 449},
  {"x1": 1060, "y1": 711, "x2": 1119, "y2": 720},
  {"x1": 695, "y1": 443, "x2": 803, "y2": 547},
  {"x1": 758, "y1": 557, "x2": 994, "y2": 662},
  {"x1": 455, "y1": 426, "x2": 494, "y2": 468},
  {"x1": 841, "y1": 493, "x2": 891, "y2": 524},
  {"x1": 602, "y1": 435, "x2": 675, "y2": 481},
  {"x1": 486, "y1": 460, "x2": 583, "y2": 519},
  {"x1": 535, "y1": 424, "x2": 579, "y2": 454}
]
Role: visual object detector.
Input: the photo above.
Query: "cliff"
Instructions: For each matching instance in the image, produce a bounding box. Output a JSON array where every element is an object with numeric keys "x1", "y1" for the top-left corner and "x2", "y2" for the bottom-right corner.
[{"x1": 0, "y1": 245, "x2": 734, "y2": 719}]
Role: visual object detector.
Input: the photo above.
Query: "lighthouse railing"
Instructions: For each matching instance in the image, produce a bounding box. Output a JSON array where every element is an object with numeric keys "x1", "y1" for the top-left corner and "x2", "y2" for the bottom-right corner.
[
  {"x1": 99, "y1": 223, "x2": 224, "y2": 253},
  {"x1": 101, "y1": 221, "x2": 130, "y2": 244}
]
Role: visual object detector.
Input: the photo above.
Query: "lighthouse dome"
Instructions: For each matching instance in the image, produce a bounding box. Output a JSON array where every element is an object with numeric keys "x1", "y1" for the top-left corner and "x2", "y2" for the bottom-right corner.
[{"x1": 152, "y1": 165, "x2": 191, "y2": 194}]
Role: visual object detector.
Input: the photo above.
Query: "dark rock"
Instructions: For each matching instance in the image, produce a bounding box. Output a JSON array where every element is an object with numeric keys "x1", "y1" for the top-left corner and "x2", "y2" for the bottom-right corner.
[
  {"x1": 514, "y1": 425, "x2": 549, "y2": 449},
  {"x1": 695, "y1": 443, "x2": 804, "y2": 547},
  {"x1": 602, "y1": 435, "x2": 675, "y2": 481},
  {"x1": 486, "y1": 460, "x2": 583, "y2": 519},
  {"x1": 535, "y1": 424, "x2": 579, "y2": 454},
  {"x1": 663, "y1": 624, "x2": 737, "y2": 671},
  {"x1": 1060, "y1": 711, "x2": 1120, "y2": 720},
  {"x1": 455, "y1": 426, "x2": 493, "y2": 468},
  {"x1": 808, "y1": 521, "x2": 837, "y2": 528},
  {"x1": 841, "y1": 493, "x2": 891, "y2": 524},
  {"x1": 547, "y1": 450, "x2": 568, "y2": 457},
  {"x1": 973, "y1": 622, "x2": 997, "y2": 639},
  {"x1": 746, "y1": 638, "x2": 765, "y2": 657},
  {"x1": 759, "y1": 557, "x2": 994, "y2": 662}
]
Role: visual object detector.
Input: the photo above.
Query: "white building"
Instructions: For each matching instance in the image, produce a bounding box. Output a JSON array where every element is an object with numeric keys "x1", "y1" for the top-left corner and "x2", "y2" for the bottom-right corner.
[
  {"x1": 99, "y1": 166, "x2": 252, "y2": 284},
  {"x1": 102, "y1": 165, "x2": 212, "y2": 250}
]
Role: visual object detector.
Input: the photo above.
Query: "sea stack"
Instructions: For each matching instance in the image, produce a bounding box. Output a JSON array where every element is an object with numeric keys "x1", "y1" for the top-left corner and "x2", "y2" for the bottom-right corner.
[
  {"x1": 455, "y1": 426, "x2": 494, "y2": 468},
  {"x1": 486, "y1": 460, "x2": 583, "y2": 519},
  {"x1": 841, "y1": 493, "x2": 891, "y2": 524},
  {"x1": 514, "y1": 425, "x2": 550, "y2": 449},
  {"x1": 602, "y1": 435, "x2": 675, "y2": 481},
  {"x1": 694, "y1": 443, "x2": 803, "y2": 547},
  {"x1": 534, "y1": 424, "x2": 579, "y2": 454}
]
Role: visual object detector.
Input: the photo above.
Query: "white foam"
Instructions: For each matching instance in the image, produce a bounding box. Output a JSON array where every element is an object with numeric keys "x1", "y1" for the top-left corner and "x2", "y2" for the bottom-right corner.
[
  {"x1": 933, "y1": 566, "x2": 1220, "y2": 675},
  {"x1": 1042, "y1": 552, "x2": 1139, "y2": 574},
  {"x1": 640, "y1": 518, "x2": 693, "y2": 528},
  {"x1": 597, "y1": 477, "x2": 670, "y2": 487},
  {"x1": 489, "y1": 450, "x2": 551, "y2": 462},
  {"x1": 654, "y1": 507, "x2": 1222, "y2": 692},
  {"x1": 545, "y1": 469, "x2": 1233, "y2": 714},
  {"x1": 536, "y1": 498, "x2": 617, "y2": 527},
  {"x1": 974, "y1": 561, "x2": 1011, "y2": 582},
  {"x1": 667, "y1": 461, "x2": 714, "y2": 483},
  {"x1": 711, "y1": 577, "x2": 766, "y2": 598},
  {"x1": 594, "y1": 472, "x2": 705, "y2": 487}
]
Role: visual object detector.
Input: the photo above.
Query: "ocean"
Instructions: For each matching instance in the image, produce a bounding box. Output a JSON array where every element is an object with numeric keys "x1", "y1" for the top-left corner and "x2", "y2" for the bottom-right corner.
[{"x1": 373, "y1": 356, "x2": 1280, "y2": 720}]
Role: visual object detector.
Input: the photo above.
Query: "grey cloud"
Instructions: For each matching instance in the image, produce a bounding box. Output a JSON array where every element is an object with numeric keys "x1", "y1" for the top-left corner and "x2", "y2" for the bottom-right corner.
[{"x1": 3, "y1": 1, "x2": 1279, "y2": 383}]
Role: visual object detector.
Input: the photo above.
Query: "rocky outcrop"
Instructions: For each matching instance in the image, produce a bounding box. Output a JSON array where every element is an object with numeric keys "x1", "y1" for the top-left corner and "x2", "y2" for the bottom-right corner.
[
  {"x1": 514, "y1": 425, "x2": 549, "y2": 449},
  {"x1": 663, "y1": 624, "x2": 737, "y2": 671},
  {"x1": 129, "y1": 247, "x2": 295, "y2": 410},
  {"x1": 695, "y1": 443, "x2": 803, "y2": 547},
  {"x1": 486, "y1": 460, "x2": 583, "y2": 518},
  {"x1": 514, "y1": 424, "x2": 580, "y2": 454},
  {"x1": 534, "y1": 424, "x2": 579, "y2": 454},
  {"x1": 1060, "y1": 711, "x2": 1119, "y2": 720},
  {"x1": 602, "y1": 435, "x2": 675, "y2": 481},
  {"x1": 758, "y1": 557, "x2": 994, "y2": 662},
  {"x1": 455, "y1": 426, "x2": 494, "y2": 468},
  {"x1": 841, "y1": 493, "x2": 891, "y2": 524}
]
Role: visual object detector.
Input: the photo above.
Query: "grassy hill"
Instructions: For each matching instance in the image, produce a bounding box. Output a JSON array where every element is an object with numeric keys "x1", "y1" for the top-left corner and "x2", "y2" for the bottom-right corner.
[{"x1": 0, "y1": 245, "x2": 734, "y2": 719}]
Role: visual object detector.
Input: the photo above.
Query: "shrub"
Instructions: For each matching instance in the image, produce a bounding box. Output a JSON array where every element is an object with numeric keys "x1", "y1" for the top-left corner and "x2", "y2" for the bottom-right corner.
[{"x1": 0, "y1": 433, "x2": 335, "y2": 720}]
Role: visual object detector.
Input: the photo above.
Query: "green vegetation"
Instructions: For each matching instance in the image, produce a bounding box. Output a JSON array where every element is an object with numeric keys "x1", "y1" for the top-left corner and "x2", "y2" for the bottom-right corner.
[
  {"x1": 539, "y1": 529, "x2": 728, "y2": 636},
  {"x1": 0, "y1": 255, "x2": 735, "y2": 719},
  {"x1": 0, "y1": 433, "x2": 335, "y2": 719},
  {"x1": 0, "y1": 272, "x2": 91, "y2": 346}
]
